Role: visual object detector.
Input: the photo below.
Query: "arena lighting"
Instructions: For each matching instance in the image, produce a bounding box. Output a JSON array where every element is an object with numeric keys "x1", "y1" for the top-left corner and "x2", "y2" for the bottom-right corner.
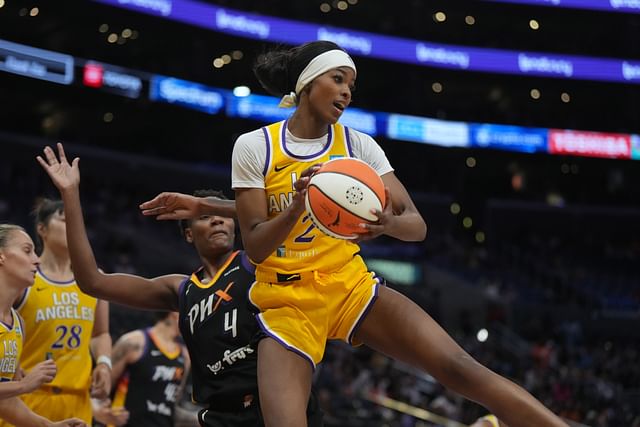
[
  {"x1": 465, "y1": 156, "x2": 477, "y2": 167},
  {"x1": 475, "y1": 231, "x2": 486, "y2": 243},
  {"x1": 98, "y1": 24, "x2": 109, "y2": 33},
  {"x1": 465, "y1": 15, "x2": 476, "y2": 25},
  {"x1": 320, "y1": 3, "x2": 330, "y2": 13},
  {"x1": 29, "y1": 7, "x2": 39, "y2": 17},
  {"x1": 431, "y1": 82, "x2": 443, "y2": 93},
  {"x1": 561, "y1": 92, "x2": 571, "y2": 103},
  {"x1": 530, "y1": 88, "x2": 541, "y2": 99},
  {"x1": 232, "y1": 85, "x2": 251, "y2": 97},
  {"x1": 529, "y1": 19, "x2": 540, "y2": 30},
  {"x1": 450, "y1": 203, "x2": 461, "y2": 215},
  {"x1": 476, "y1": 329, "x2": 489, "y2": 343},
  {"x1": 463, "y1": 217, "x2": 473, "y2": 228},
  {"x1": 4, "y1": 38, "x2": 640, "y2": 161},
  {"x1": 95, "y1": 0, "x2": 640, "y2": 85},
  {"x1": 434, "y1": 11, "x2": 447, "y2": 22},
  {"x1": 0, "y1": 0, "x2": 5, "y2": 9}
]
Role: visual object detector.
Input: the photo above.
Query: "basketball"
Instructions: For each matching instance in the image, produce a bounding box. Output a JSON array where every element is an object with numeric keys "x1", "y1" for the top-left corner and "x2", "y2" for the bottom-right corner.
[{"x1": 305, "y1": 158, "x2": 386, "y2": 240}]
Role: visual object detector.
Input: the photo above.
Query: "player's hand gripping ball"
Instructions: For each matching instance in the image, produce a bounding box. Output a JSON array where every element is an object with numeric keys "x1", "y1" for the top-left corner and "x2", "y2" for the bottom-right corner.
[{"x1": 305, "y1": 158, "x2": 386, "y2": 240}]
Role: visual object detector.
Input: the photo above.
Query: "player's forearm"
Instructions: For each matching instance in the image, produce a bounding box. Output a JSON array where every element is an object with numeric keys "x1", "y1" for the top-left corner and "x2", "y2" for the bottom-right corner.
[
  {"x1": 0, "y1": 396, "x2": 51, "y2": 427},
  {"x1": 199, "y1": 198, "x2": 237, "y2": 218},
  {"x1": 384, "y1": 211, "x2": 427, "y2": 242},
  {"x1": 59, "y1": 187, "x2": 104, "y2": 296},
  {"x1": 0, "y1": 380, "x2": 27, "y2": 400},
  {"x1": 91, "y1": 332, "x2": 112, "y2": 361},
  {"x1": 243, "y1": 206, "x2": 302, "y2": 263}
]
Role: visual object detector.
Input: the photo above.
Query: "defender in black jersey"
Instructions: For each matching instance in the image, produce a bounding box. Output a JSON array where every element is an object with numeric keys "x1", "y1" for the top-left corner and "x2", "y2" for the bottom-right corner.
[
  {"x1": 109, "y1": 313, "x2": 187, "y2": 427},
  {"x1": 39, "y1": 147, "x2": 322, "y2": 426}
]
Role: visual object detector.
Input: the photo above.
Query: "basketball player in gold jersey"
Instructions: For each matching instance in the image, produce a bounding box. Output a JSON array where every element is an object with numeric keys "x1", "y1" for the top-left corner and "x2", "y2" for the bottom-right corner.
[
  {"x1": 141, "y1": 41, "x2": 568, "y2": 427},
  {"x1": 1, "y1": 200, "x2": 112, "y2": 426},
  {"x1": 0, "y1": 223, "x2": 86, "y2": 426}
]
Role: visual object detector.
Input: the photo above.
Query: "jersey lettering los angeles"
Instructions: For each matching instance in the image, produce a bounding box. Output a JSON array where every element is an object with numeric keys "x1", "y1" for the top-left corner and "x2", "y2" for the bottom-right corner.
[
  {"x1": 110, "y1": 329, "x2": 185, "y2": 427},
  {"x1": 261, "y1": 120, "x2": 359, "y2": 274},
  {"x1": 0, "y1": 308, "x2": 23, "y2": 382},
  {"x1": 178, "y1": 250, "x2": 258, "y2": 405},
  {"x1": 16, "y1": 268, "x2": 97, "y2": 391}
]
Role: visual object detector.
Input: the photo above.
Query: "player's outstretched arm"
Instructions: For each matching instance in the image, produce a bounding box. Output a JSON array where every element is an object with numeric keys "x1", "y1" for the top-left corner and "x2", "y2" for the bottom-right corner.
[
  {"x1": 140, "y1": 192, "x2": 237, "y2": 220},
  {"x1": 37, "y1": 144, "x2": 184, "y2": 311},
  {"x1": 0, "y1": 395, "x2": 88, "y2": 426}
]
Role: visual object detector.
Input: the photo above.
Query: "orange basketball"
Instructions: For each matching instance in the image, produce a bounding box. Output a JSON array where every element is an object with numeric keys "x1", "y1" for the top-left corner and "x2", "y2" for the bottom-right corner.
[{"x1": 305, "y1": 158, "x2": 386, "y2": 240}]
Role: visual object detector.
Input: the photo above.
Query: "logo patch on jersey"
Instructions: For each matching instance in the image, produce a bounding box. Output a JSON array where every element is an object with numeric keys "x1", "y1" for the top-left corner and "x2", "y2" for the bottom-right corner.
[
  {"x1": 186, "y1": 282, "x2": 235, "y2": 334},
  {"x1": 274, "y1": 163, "x2": 294, "y2": 172},
  {"x1": 222, "y1": 266, "x2": 240, "y2": 277},
  {"x1": 205, "y1": 345, "x2": 254, "y2": 375},
  {"x1": 276, "y1": 273, "x2": 301, "y2": 283}
]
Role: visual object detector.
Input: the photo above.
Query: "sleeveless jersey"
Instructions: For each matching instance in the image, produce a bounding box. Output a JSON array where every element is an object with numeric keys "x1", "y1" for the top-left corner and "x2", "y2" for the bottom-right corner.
[
  {"x1": 0, "y1": 308, "x2": 23, "y2": 382},
  {"x1": 111, "y1": 329, "x2": 185, "y2": 427},
  {"x1": 16, "y1": 268, "x2": 97, "y2": 391},
  {"x1": 178, "y1": 250, "x2": 258, "y2": 405},
  {"x1": 261, "y1": 120, "x2": 359, "y2": 274}
]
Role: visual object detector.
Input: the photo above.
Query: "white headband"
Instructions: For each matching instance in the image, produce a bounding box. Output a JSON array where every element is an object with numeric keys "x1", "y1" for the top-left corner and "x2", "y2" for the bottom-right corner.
[{"x1": 278, "y1": 49, "x2": 357, "y2": 108}]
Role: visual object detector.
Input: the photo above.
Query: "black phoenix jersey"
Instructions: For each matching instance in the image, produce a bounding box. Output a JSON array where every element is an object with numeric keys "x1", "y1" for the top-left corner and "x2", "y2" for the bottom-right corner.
[
  {"x1": 178, "y1": 250, "x2": 259, "y2": 406},
  {"x1": 111, "y1": 328, "x2": 186, "y2": 427}
]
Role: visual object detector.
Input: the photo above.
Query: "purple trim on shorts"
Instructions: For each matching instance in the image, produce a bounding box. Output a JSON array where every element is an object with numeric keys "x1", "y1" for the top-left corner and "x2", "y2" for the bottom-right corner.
[
  {"x1": 281, "y1": 120, "x2": 333, "y2": 160},
  {"x1": 37, "y1": 267, "x2": 74, "y2": 284},
  {"x1": 347, "y1": 281, "x2": 380, "y2": 344},
  {"x1": 240, "y1": 251, "x2": 255, "y2": 274},
  {"x1": 344, "y1": 126, "x2": 354, "y2": 157},
  {"x1": 261, "y1": 127, "x2": 271, "y2": 176},
  {"x1": 255, "y1": 313, "x2": 316, "y2": 370}
]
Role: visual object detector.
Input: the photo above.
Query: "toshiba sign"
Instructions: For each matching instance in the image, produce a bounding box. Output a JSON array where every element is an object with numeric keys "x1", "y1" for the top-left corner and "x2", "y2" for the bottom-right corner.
[{"x1": 548, "y1": 130, "x2": 631, "y2": 159}]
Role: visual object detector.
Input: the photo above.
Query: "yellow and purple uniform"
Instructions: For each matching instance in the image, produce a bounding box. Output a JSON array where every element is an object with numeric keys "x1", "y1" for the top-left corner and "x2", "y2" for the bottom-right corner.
[
  {"x1": 0, "y1": 308, "x2": 23, "y2": 383},
  {"x1": 11, "y1": 269, "x2": 97, "y2": 423},
  {"x1": 248, "y1": 120, "x2": 382, "y2": 367}
]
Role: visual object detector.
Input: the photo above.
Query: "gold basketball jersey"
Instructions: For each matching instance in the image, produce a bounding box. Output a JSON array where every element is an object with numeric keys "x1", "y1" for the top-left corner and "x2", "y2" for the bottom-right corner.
[
  {"x1": 260, "y1": 120, "x2": 360, "y2": 274},
  {"x1": 17, "y1": 270, "x2": 97, "y2": 391},
  {"x1": 0, "y1": 308, "x2": 23, "y2": 382}
]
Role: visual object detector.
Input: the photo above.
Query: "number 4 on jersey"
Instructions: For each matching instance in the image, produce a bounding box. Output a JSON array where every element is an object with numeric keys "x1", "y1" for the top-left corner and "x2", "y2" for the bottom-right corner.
[{"x1": 224, "y1": 309, "x2": 237, "y2": 338}]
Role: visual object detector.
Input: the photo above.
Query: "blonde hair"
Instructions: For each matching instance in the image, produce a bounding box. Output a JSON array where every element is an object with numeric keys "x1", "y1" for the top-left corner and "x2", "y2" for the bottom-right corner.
[{"x1": 0, "y1": 224, "x2": 26, "y2": 248}]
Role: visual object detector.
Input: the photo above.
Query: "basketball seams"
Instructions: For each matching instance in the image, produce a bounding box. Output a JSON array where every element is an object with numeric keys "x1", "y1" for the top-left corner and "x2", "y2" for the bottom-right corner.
[
  {"x1": 313, "y1": 170, "x2": 385, "y2": 207},
  {"x1": 308, "y1": 183, "x2": 377, "y2": 224},
  {"x1": 304, "y1": 189, "x2": 354, "y2": 240}
]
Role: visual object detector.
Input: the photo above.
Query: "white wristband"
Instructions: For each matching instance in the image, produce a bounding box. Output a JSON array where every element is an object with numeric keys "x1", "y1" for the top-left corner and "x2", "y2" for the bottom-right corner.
[{"x1": 96, "y1": 355, "x2": 112, "y2": 370}]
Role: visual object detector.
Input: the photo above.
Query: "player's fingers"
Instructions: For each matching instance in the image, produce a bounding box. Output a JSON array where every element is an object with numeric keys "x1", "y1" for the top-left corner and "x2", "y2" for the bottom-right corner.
[
  {"x1": 43, "y1": 146, "x2": 59, "y2": 164},
  {"x1": 57, "y1": 143, "x2": 68, "y2": 163},
  {"x1": 139, "y1": 193, "x2": 168, "y2": 209},
  {"x1": 156, "y1": 213, "x2": 179, "y2": 221},
  {"x1": 36, "y1": 156, "x2": 49, "y2": 169},
  {"x1": 300, "y1": 164, "x2": 322, "y2": 178}
]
